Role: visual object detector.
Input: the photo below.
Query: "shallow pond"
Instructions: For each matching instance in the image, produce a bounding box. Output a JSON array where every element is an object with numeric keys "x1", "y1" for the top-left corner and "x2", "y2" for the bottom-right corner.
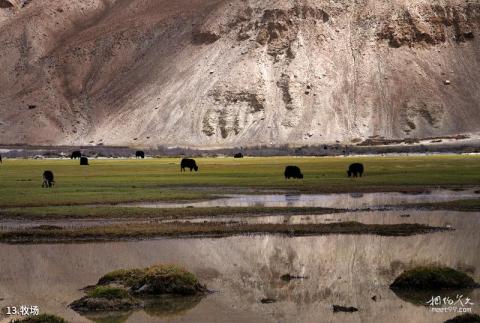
[
  {"x1": 118, "y1": 189, "x2": 479, "y2": 209},
  {"x1": 0, "y1": 213, "x2": 479, "y2": 322}
]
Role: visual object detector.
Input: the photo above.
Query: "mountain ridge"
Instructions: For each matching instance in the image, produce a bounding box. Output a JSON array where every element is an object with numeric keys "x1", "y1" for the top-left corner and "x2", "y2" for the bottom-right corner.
[{"x1": 0, "y1": 0, "x2": 479, "y2": 148}]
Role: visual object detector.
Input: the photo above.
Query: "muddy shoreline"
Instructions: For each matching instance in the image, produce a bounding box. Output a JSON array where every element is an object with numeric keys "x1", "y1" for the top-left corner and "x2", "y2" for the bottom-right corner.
[{"x1": 0, "y1": 221, "x2": 450, "y2": 244}]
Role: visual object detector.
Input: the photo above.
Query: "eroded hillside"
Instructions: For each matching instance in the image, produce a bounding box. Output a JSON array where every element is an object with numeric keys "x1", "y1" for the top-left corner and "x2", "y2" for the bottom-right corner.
[{"x1": 0, "y1": 0, "x2": 479, "y2": 147}]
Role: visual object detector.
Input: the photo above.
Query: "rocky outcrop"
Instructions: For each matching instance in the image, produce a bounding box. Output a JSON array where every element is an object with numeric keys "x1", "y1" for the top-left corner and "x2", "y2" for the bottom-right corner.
[
  {"x1": 0, "y1": 0, "x2": 14, "y2": 8},
  {"x1": 378, "y1": 4, "x2": 479, "y2": 47}
]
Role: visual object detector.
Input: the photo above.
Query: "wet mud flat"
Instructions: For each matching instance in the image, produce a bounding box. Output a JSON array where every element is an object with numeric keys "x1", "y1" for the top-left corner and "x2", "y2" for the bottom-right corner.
[
  {"x1": 0, "y1": 189, "x2": 478, "y2": 242},
  {"x1": 0, "y1": 190, "x2": 478, "y2": 243}
]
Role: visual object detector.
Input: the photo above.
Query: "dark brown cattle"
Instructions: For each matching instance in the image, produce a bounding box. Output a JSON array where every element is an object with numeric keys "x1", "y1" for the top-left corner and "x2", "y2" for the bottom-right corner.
[
  {"x1": 284, "y1": 166, "x2": 303, "y2": 179},
  {"x1": 181, "y1": 158, "x2": 198, "y2": 172},
  {"x1": 42, "y1": 170, "x2": 55, "y2": 188},
  {"x1": 71, "y1": 151, "x2": 82, "y2": 159},
  {"x1": 347, "y1": 163, "x2": 364, "y2": 178}
]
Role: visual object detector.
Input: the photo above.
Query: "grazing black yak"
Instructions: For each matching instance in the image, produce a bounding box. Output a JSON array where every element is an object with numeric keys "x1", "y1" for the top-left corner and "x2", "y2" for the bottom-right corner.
[
  {"x1": 0, "y1": 154, "x2": 2, "y2": 164},
  {"x1": 234, "y1": 153, "x2": 244, "y2": 158},
  {"x1": 42, "y1": 170, "x2": 55, "y2": 188},
  {"x1": 347, "y1": 163, "x2": 364, "y2": 178},
  {"x1": 80, "y1": 157, "x2": 89, "y2": 166},
  {"x1": 135, "y1": 151, "x2": 145, "y2": 159},
  {"x1": 284, "y1": 166, "x2": 303, "y2": 179},
  {"x1": 181, "y1": 158, "x2": 198, "y2": 172},
  {"x1": 71, "y1": 151, "x2": 82, "y2": 159}
]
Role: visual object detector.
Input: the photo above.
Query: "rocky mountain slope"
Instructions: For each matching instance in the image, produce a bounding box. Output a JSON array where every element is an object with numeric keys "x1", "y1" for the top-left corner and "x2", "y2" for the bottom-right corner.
[{"x1": 0, "y1": 0, "x2": 479, "y2": 147}]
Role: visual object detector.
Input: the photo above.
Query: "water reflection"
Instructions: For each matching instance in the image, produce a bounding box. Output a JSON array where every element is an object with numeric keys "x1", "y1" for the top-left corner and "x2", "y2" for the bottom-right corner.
[
  {"x1": 285, "y1": 194, "x2": 301, "y2": 207},
  {"x1": 85, "y1": 311, "x2": 132, "y2": 323},
  {"x1": 349, "y1": 193, "x2": 364, "y2": 199},
  {"x1": 117, "y1": 189, "x2": 479, "y2": 209},
  {"x1": 0, "y1": 211, "x2": 478, "y2": 322},
  {"x1": 143, "y1": 295, "x2": 203, "y2": 318},
  {"x1": 81, "y1": 296, "x2": 203, "y2": 323}
]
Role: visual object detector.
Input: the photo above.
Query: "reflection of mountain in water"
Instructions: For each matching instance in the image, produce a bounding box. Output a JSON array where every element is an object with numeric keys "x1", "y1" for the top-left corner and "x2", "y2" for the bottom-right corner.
[
  {"x1": 121, "y1": 189, "x2": 480, "y2": 209},
  {"x1": 143, "y1": 295, "x2": 203, "y2": 318},
  {"x1": 349, "y1": 193, "x2": 364, "y2": 199},
  {"x1": 0, "y1": 211, "x2": 478, "y2": 322},
  {"x1": 285, "y1": 194, "x2": 301, "y2": 207}
]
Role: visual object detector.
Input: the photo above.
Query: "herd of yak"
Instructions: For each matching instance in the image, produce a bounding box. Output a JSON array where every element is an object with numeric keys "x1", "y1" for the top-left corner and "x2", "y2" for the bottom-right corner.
[{"x1": 0, "y1": 152, "x2": 364, "y2": 189}]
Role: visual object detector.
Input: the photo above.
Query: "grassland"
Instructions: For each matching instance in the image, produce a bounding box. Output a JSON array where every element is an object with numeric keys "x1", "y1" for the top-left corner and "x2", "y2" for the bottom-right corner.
[
  {"x1": 0, "y1": 206, "x2": 342, "y2": 220},
  {"x1": 0, "y1": 155, "x2": 477, "y2": 242},
  {"x1": 410, "y1": 199, "x2": 480, "y2": 211},
  {"x1": 0, "y1": 221, "x2": 447, "y2": 243},
  {"x1": 1, "y1": 155, "x2": 479, "y2": 208}
]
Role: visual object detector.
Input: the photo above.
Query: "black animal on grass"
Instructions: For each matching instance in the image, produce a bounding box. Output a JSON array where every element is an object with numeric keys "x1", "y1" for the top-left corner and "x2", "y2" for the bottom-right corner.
[
  {"x1": 42, "y1": 170, "x2": 55, "y2": 188},
  {"x1": 234, "y1": 153, "x2": 244, "y2": 158},
  {"x1": 135, "y1": 151, "x2": 145, "y2": 159},
  {"x1": 181, "y1": 158, "x2": 198, "y2": 172},
  {"x1": 0, "y1": 154, "x2": 2, "y2": 164},
  {"x1": 347, "y1": 163, "x2": 364, "y2": 178},
  {"x1": 80, "y1": 157, "x2": 89, "y2": 166},
  {"x1": 71, "y1": 151, "x2": 82, "y2": 159},
  {"x1": 284, "y1": 166, "x2": 303, "y2": 179}
]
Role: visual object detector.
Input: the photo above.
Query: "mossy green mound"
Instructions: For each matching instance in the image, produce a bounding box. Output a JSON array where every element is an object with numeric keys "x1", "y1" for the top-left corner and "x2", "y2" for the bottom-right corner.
[
  {"x1": 71, "y1": 264, "x2": 206, "y2": 314},
  {"x1": 70, "y1": 286, "x2": 141, "y2": 313},
  {"x1": 444, "y1": 313, "x2": 480, "y2": 323},
  {"x1": 69, "y1": 295, "x2": 141, "y2": 313},
  {"x1": 13, "y1": 314, "x2": 67, "y2": 323},
  {"x1": 87, "y1": 286, "x2": 130, "y2": 300},
  {"x1": 98, "y1": 264, "x2": 206, "y2": 296},
  {"x1": 390, "y1": 266, "x2": 480, "y2": 290}
]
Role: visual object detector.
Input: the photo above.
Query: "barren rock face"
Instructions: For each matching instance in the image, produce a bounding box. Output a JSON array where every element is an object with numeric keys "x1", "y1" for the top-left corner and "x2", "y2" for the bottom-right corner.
[{"x1": 0, "y1": 0, "x2": 479, "y2": 147}]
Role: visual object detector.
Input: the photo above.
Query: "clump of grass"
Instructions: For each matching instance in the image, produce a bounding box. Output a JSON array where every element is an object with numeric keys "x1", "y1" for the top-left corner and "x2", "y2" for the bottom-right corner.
[
  {"x1": 87, "y1": 286, "x2": 129, "y2": 300},
  {"x1": 98, "y1": 268, "x2": 144, "y2": 286},
  {"x1": 412, "y1": 199, "x2": 480, "y2": 212},
  {"x1": 70, "y1": 286, "x2": 141, "y2": 313},
  {"x1": 98, "y1": 264, "x2": 206, "y2": 296},
  {"x1": 70, "y1": 265, "x2": 206, "y2": 313},
  {"x1": 444, "y1": 313, "x2": 480, "y2": 323},
  {"x1": 13, "y1": 313, "x2": 67, "y2": 323},
  {"x1": 390, "y1": 266, "x2": 480, "y2": 290}
]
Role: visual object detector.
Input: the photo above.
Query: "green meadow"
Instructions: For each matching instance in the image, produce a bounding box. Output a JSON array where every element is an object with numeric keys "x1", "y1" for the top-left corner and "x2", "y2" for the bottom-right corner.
[{"x1": 0, "y1": 155, "x2": 479, "y2": 208}]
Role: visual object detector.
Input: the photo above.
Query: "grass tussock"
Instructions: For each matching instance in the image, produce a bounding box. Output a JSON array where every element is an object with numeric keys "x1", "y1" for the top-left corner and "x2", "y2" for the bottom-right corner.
[
  {"x1": 87, "y1": 286, "x2": 130, "y2": 300},
  {"x1": 70, "y1": 265, "x2": 206, "y2": 313},
  {"x1": 98, "y1": 264, "x2": 205, "y2": 296}
]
